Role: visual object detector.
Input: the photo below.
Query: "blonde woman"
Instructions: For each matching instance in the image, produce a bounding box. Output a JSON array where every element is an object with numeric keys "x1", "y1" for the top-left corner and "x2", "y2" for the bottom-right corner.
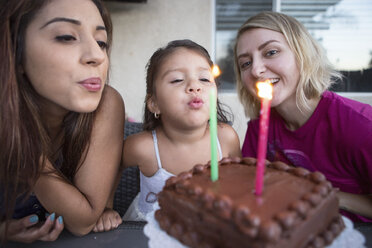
[{"x1": 234, "y1": 11, "x2": 372, "y2": 222}]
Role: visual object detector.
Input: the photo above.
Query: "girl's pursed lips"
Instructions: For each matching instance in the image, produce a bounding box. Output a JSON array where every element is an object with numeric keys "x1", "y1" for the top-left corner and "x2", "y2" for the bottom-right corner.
[{"x1": 188, "y1": 97, "x2": 204, "y2": 109}]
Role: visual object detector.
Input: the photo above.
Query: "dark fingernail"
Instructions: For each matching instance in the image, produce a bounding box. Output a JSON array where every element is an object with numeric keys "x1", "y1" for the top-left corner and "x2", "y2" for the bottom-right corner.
[
  {"x1": 58, "y1": 216, "x2": 63, "y2": 224},
  {"x1": 29, "y1": 215, "x2": 38, "y2": 223},
  {"x1": 45, "y1": 213, "x2": 50, "y2": 218},
  {"x1": 50, "y1": 213, "x2": 55, "y2": 221}
]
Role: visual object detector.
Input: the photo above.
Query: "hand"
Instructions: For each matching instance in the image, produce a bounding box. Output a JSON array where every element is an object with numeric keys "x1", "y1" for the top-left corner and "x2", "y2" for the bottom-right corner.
[
  {"x1": 337, "y1": 191, "x2": 372, "y2": 219},
  {"x1": 1, "y1": 213, "x2": 64, "y2": 243},
  {"x1": 93, "y1": 208, "x2": 122, "y2": 232}
]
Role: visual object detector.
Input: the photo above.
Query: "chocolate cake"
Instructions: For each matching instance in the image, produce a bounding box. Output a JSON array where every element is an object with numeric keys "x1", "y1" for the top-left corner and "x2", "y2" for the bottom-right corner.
[{"x1": 155, "y1": 157, "x2": 344, "y2": 248}]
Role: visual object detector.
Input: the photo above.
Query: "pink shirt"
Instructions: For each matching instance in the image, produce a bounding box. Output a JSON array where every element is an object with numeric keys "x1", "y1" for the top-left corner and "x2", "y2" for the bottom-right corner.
[{"x1": 242, "y1": 91, "x2": 372, "y2": 222}]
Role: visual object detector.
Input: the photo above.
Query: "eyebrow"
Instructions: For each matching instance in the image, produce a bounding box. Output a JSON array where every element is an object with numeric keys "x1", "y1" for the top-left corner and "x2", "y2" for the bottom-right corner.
[
  {"x1": 40, "y1": 17, "x2": 106, "y2": 31},
  {"x1": 237, "y1": 39, "x2": 279, "y2": 60},
  {"x1": 258, "y1": 39, "x2": 279, "y2": 50},
  {"x1": 161, "y1": 67, "x2": 210, "y2": 78}
]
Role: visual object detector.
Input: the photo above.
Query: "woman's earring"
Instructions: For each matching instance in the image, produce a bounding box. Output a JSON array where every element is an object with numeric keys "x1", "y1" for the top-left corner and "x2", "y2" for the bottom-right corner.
[{"x1": 154, "y1": 112, "x2": 160, "y2": 119}]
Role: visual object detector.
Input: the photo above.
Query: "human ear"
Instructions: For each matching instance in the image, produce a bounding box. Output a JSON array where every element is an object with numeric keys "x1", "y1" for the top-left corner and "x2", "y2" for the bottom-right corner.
[{"x1": 147, "y1": 96, "x2": 160, "y2": 115}]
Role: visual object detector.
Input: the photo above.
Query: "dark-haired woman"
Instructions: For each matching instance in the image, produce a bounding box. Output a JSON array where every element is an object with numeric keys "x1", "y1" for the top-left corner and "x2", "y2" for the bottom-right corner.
[{"x1": 0, "y1": 0, "x2": 124, "y2": 242}]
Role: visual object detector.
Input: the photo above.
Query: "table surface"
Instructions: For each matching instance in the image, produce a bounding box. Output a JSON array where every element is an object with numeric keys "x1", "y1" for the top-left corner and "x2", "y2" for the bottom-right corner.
[
  {"x1": 4, "y1": 221, "x2": 372, "y2": 248},
  {"x1": 4, "y1": 221, "x2": 148, "y2": 248}
]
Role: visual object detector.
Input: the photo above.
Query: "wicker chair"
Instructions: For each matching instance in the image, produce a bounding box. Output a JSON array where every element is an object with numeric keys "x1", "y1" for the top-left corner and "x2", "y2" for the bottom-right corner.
[{"x1": 113, "y1": 121, "x2": 143, "y2": 217}]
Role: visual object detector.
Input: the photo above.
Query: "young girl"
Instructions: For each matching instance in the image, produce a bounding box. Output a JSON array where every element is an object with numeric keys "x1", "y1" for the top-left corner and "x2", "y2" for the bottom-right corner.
[
  {"x1": 122, "y1": 39, "x2": 241, "y2": 221},
  {"x1": 234, "y1": 11, "x2": 372, "y2": 222},
  {"x1": 0, "y1": 0, "x2": 124, "y2": 243}
]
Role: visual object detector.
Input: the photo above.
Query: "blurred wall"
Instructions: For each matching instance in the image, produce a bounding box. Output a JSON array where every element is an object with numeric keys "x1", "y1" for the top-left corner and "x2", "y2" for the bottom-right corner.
[
  {"x1": 105, "y1": 0, "x2": 249, "y2": 144},
  {"x1": 106, "y1": 0, "x2": 215, "y2": 122},
  {"x1": 104, "y1": 1, "x2": 371, "y2": 147}
]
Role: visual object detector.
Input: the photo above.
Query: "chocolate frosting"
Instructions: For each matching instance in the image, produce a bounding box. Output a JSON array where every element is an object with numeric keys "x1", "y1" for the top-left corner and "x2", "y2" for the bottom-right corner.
[{"x1": 156, "y1": 157, "x2": 344, "y2": 248}]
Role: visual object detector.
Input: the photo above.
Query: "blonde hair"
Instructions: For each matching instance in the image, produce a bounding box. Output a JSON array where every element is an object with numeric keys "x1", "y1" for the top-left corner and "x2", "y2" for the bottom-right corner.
[{"x1": 234, "y1": 11, "x2": 341, "y2": 118}]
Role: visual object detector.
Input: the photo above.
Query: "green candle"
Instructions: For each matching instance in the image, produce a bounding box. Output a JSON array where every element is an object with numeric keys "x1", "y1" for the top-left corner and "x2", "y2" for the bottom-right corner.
[{"x1": 209, "y1": 90, "x2": 218, "y2": 181}]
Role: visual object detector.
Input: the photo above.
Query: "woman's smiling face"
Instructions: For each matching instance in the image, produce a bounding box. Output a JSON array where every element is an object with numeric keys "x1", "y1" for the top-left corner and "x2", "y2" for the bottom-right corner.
[
  {"x1": 23, "y1": 0, "x2": 109, "y2": 115},
  {"x1": 236, "y1": 28, "x2": 300, "y2": 110}
]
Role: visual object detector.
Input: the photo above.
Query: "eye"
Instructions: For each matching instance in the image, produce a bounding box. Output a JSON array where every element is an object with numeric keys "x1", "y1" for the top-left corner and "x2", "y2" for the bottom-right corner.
[
  {"x1": 97, "y1": 40, "x2": 107, "y2": 50},
  {"x1": 171, "y1": 79, "x2": 183, "y2": 83},
  {"x1": 200, "y1": 78, "x2": 211, "y2": 83},
  {"x1": 240, "y1": 61, "x2": 251, "y2": 70},
  {"x1": 266, "y1": 49, "x2": 278, "y2": 57},
  {"x1": 55, "y1": 35, "x2": 76, "y2": 42}
]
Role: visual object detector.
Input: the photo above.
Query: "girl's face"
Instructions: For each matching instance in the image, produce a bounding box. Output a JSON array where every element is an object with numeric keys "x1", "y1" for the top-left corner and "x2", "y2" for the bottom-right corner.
[
  {"x1": 150, "y1": 48, "x2": 216, "y2": 129},
  {"x1": 23, "y1": 0, "x2": 108, "y2": 115},
  {"x1": 236, "y1": 28, "x2": 300, "y2": 110}
]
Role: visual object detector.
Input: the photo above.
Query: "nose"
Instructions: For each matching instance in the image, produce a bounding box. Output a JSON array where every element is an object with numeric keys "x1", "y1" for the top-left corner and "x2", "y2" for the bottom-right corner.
[
  {"x1": 186, "y1": 80, "x2": 201, "y2": 93},
  {"x1": 251, "y1": 57, "x2": 266, "y2": 79},
  {"x1": 80, "y1": 38, "x2": 106, "y2": 66}
]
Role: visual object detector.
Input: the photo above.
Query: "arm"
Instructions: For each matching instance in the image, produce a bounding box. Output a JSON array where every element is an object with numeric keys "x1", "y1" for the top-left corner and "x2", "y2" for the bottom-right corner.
[
  {"x1": 218, "y1": 123, "x2": 242, "y2": 158},
  {"x1": 122, "y1": 136, "x2": 138, "y2": 170},
  {"x1": 339, "y1": 116, "x2": 372, "y2": 219},
  {"x1": 122, "y1": 132, "x2": 157, "y2": 176},
  {"x1": 92, "y1": 135, "x2": 147, "y2": 231},
  {"x1": 34, "y1": 86, "x2": 125, "y2": 236},
  {"x1": 93, "y1": 162, "x2": 123, "y2": 232},
  {"x1": 338, "y1": 192, "x2": 372, "y2": 219}
]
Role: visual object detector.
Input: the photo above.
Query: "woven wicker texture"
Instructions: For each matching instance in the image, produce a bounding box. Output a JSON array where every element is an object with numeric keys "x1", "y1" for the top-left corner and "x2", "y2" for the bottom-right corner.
[{"x1": 113, "y1": 121, "x2": 143, "y2": 217}]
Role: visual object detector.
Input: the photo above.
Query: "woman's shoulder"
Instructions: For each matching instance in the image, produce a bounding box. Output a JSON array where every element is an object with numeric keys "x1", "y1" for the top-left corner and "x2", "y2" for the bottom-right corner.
[
  {"x1": 89, "y1": 86, "x2": 125, "y2": 149},
  {"x1": 322, "y1": 92, "x2": 372, "y2": 144},
  {"x1": 323, "y1": 91, "x2": 372, "y2": 119},
  {"x1": 94, "y1": 85, "x2": 125, "y2": 122},
  {"x1": 100, "y1": 85, "x2": 124, "y2": 110}
]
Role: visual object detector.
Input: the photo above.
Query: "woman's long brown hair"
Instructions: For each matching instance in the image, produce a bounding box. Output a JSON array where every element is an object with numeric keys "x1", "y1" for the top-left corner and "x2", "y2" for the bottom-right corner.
[{"x1": 0, "y1": 0, "x2": 113, "y2": 232}]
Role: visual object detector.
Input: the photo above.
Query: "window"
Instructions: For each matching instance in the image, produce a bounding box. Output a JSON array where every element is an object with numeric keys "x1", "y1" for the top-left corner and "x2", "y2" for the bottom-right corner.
[{"x1": 216, "y1": 0, "x2": 372, "y2": 92}]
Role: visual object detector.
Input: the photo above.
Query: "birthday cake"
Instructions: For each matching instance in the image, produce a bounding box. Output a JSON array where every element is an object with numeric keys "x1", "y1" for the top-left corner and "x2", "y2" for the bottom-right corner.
[{"x1": 155, "y1": 157, "x2": 344, "y2": 248}]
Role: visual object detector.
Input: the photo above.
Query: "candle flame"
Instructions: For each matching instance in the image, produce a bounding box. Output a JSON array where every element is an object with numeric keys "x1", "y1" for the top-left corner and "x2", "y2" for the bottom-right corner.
[
  {"x1": 256, "y1": 80, "x2": 273, "y2": 100},
  {"x1": 212, "y1": 64, "x2": 221, "y2": 78}
]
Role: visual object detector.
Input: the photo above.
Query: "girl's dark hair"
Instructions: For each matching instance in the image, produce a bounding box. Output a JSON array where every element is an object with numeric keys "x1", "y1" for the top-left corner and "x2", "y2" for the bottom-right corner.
[
  {"x1": 0, "y1": 0, "x2": 113, "y2": 231},
  {"x1": 143, "y1": 39, "x2": 232, "y2": 130}
]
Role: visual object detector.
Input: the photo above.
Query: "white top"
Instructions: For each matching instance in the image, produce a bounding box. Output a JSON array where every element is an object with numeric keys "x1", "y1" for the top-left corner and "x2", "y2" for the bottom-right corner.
[{"x1": 123, "y1": 130, "x2": 223, "y2": 221}]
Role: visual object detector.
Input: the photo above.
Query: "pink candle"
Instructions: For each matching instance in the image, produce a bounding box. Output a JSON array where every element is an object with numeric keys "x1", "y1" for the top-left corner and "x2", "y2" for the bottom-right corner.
[{"x1": 255, "y1": 80, "x2": 273, "y2": 196}]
